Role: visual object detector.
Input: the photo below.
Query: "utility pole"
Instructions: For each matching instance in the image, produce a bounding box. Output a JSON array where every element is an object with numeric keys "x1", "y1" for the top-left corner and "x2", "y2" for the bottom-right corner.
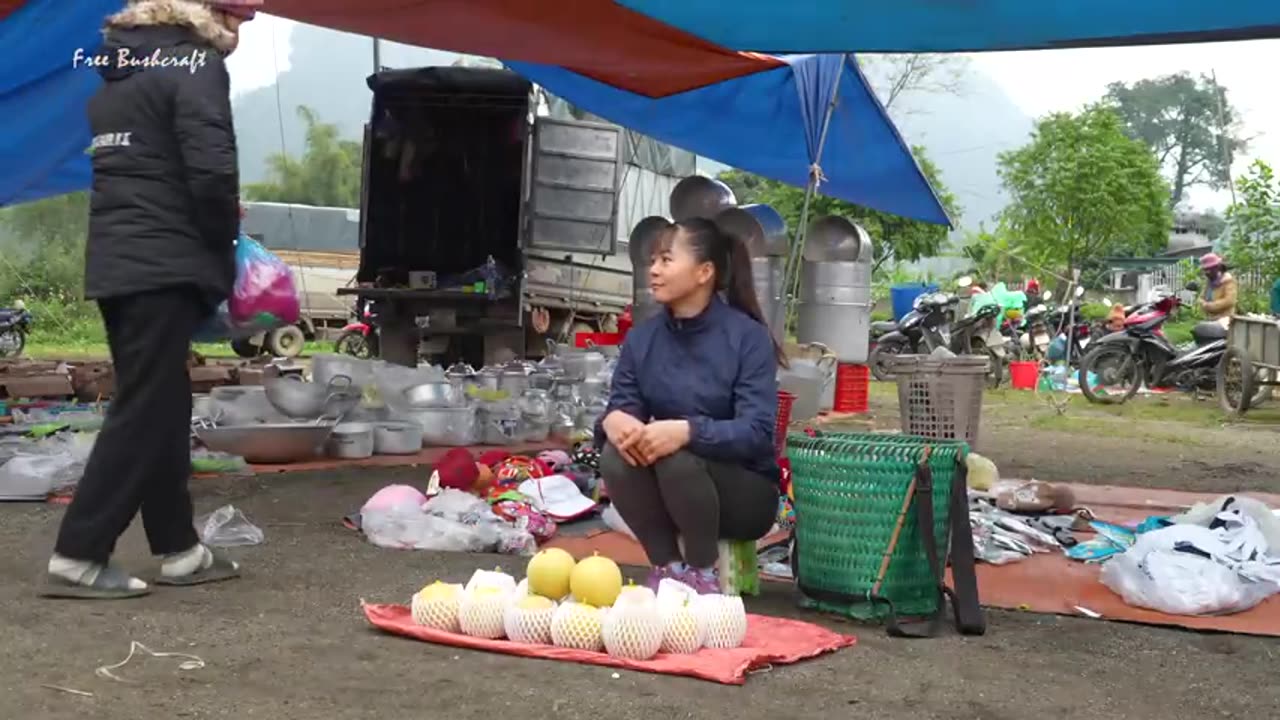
[
  {"x1": 1210, "y1": 69, "x2": 1237, "y2": 206},
  {"x1": 372, "y1": 37, "x2": 381, "y2": 73}
]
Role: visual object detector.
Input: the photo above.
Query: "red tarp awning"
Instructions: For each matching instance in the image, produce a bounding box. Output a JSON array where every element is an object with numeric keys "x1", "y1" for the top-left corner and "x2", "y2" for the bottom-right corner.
[{"x1": 262, "y1": 0, "x2": 784, "y2": 97}]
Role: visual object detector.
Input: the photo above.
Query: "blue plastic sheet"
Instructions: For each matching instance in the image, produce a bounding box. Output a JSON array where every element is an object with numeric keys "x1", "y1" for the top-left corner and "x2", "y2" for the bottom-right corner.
[
  {"x1": 618, "y1": 0, "x2": 1280, "y2": 53},
  {"x1": 509, "y1": 54, "x2": 950, "y2": 225}
]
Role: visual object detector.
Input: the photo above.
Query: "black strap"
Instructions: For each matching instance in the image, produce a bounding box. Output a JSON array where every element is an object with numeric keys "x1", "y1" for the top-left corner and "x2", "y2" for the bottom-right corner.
[
  {"x1": 888, "y1": 453, "x2": 986, "y2": 638},
  {"x1": 946, "y1": 455, "x2": 987, "y2": 635}
]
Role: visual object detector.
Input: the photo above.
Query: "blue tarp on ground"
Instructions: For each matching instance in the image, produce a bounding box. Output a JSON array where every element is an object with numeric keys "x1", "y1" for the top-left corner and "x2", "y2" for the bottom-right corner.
[
  {"x1": 0, "y1": 0, "x2": 122, "y2": 206},
  {"x1": 508, "y1": 54, "x2": 951, "y2": 226},
  {"x1": 618, "y1": 0, "x2": 1280, "y2": 52}
]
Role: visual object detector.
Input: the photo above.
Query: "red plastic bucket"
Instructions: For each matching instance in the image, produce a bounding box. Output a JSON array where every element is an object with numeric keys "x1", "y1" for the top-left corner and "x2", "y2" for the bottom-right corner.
[
  {"x1": 1008, "y1": 361, "x2": 1039, "y2": 390},
  {"x1": 833, "y1": 363, "x2": 870, "y2": 413},
  {"x1": 775, "y1": 391, "x2": 796, "y2": 456}
]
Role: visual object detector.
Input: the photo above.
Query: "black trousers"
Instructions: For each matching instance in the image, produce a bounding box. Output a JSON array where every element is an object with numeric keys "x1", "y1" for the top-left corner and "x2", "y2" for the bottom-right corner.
[
  {"x1": 600, "y1": 445, "x2": 779, "y2": 568},
  {"x1": 54, "y1": 287, "x2": 206, "y2": 563}
]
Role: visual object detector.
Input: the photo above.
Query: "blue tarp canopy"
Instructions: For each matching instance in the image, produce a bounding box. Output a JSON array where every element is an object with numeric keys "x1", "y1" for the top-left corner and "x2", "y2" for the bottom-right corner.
[
  {"x1": 618, "y1": 0, "x2": 1280, "y2": 52},
  {"x1": 508, "y1": 54, "x2": 951, "y2": 226},
  {"x1": 0, "y1": 0, "x2": 121, "y2": 206}
]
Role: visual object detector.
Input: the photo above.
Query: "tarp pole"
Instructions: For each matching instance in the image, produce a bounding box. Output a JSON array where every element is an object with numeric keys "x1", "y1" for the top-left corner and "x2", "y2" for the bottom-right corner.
[{"x1": 783, "y1": 55, "x2": 846, "y2": 331}]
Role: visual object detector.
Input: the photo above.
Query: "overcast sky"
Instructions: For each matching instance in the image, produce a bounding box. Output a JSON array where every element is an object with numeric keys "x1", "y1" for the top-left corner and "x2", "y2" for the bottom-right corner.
[{"x1": 225, "y1": 16, "x2": 1279, "y2": 212}]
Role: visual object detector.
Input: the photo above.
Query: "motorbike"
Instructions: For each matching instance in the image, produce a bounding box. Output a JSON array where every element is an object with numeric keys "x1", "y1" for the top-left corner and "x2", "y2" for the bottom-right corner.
[
  {"x1": 0, "y1": 303, "x2": 33, "y2": 358},
  {"x1": 868, "y1": 290, "x2": 958, "y2": 380},
  {"x1": 1077, "y1": 283, "x2": 1267, "y2": 406},
  {"x1": 334, "y1": 300, "x2": 378, "y2": 359},
  {"x1": 950, "y1": 300, "x2": 1004, "y2": 388}
]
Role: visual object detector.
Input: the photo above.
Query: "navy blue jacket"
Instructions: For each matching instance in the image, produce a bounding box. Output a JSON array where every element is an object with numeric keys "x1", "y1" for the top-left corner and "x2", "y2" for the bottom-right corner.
[{"x1": 595, "y1": 296, "x2": 779, "y2": 480}]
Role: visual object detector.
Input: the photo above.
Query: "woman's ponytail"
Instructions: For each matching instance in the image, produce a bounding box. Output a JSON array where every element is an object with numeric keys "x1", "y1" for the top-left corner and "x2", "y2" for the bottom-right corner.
[{"x1": 722, "y1": 231, "x2": 788, "y2": 368}]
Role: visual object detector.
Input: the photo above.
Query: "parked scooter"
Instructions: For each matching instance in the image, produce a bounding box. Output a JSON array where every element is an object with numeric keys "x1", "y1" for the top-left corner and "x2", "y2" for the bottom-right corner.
[
  {"x1": 868, "y1": 289, "x2": 958, "y2": 380},
  {"x1": 334, "y1": 299, "x2": 379, "y2": 359},
  {"x1": 1076, "y1": 283, "x2": 1267, "y2": 405},
  {"x1": 0, "y1": 300, "x2": 33, "y2": 358}
]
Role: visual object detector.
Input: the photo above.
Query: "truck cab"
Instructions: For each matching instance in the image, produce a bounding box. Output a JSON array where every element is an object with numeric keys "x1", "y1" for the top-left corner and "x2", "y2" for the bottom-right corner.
[{"x1": 343, "y1": 66, "x2": 641, "y2": 367}]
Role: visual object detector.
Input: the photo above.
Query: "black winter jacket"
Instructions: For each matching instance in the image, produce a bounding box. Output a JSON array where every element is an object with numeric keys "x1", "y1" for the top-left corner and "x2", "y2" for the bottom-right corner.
[{"x1": 84, "y1": 1, "x2": 240, "y2": 304}]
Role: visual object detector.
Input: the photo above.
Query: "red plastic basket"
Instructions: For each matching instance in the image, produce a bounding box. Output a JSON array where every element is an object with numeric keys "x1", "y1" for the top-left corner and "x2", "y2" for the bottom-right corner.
[
  {"x1": 833, "y1": 362, "x2": 870, "y2": 413},
  {"x1": 775, "y1": 390, "x2": 796, "y2": 455}
]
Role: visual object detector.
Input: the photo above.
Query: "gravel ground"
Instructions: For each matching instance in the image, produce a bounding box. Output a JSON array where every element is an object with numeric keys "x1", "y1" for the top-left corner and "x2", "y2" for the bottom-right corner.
[{"x1": 2, "y1": 389, "x2": 1279, "y2": 719}]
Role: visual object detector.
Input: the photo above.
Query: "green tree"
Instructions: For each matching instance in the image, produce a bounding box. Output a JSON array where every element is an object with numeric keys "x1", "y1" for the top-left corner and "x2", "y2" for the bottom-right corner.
[
  {"x1": 0, "y1": 192, "x2": 89, "y2": 299},
  {"x1": 1103, "y1": 73, "x2": 1246, "y2": 208},
  {"x1": 997, "y1": 105, "x2": 1172, "y2": 278},
  {"x1": 1225, "y1": 160, "x2": 1280, "y2": 280},
  {"x1": 243, "y1": 106, "x2": 362, "y2": 208},
  {"x1": 718, "y1": 146, "x2": 961, "y2": 271}
]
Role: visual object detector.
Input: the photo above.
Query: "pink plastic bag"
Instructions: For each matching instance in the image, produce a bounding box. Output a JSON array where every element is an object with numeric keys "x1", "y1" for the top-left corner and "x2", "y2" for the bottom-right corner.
[
  {"x1": 227, "y1": 234, "x2": 299, "y2": 329},
  {"x1": 193, "y1": 235, "x2": 300, "y2": 342}
]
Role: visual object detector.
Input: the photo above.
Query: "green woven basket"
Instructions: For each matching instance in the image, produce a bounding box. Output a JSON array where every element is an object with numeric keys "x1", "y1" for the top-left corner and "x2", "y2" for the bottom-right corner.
[{"x1": 786, "y1": 432, "x2": 966, "y2": 620}]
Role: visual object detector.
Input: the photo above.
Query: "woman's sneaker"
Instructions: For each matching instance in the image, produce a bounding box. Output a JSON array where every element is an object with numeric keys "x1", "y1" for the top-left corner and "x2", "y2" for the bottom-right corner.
[
  {"x1": 643, "y1": 565, "x2": 671, "y2": 591},
  {"x1": 678, "y1": 567, "x2": 721, "y2": 595}
]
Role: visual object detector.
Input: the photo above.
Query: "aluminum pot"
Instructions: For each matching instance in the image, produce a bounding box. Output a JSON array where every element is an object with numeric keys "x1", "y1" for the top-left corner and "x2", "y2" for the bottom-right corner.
[
  {"x1": 408, "y1": 406, "x2": 479, "y2": 447},
  {"x1": 373, "y1": 421, "x2": 423, "y2": 455},
  {"x1": 327, "y1": 422, "x2": 374, "y2": 459},
  {"x1": 265, "y1": 374, "x2": 358, "y2": 418},
  {"x1": 402, "y1": 381, "x2": 461, "y2": 408}
]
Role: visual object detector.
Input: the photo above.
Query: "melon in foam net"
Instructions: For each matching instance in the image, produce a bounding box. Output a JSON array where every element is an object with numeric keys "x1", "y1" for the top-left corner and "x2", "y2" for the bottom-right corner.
[
  {"x1": 602, "y1": 585, "x2": 664, "y2": 661},
  {"x1": 698, "y1": 593, "x2": 749, "y2": 649},
  {"x1": 410, "y1": 581, "x2": 464, "y2": 632},
  {"x1": 504, "y1": 594, "x2": 557, "y2": 644},
  {"x1": 459, "y1": 569, "x2": 517, "y2": 639},
  {"x1": 656, "y1": 578, "x2": 707, "y2": 654},
  {"x1": 550, "y1": 600, "x2": 604, "y2": 652}
]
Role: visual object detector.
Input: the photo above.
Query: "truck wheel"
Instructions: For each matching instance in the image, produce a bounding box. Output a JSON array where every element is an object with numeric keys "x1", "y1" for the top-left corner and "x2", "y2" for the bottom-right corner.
[
  {"x1": 230, "y1": 338, "x2": 262, "y2": 358},
  {"x1": 267, "y1": 325, "x2": 306, "y2": 358}
]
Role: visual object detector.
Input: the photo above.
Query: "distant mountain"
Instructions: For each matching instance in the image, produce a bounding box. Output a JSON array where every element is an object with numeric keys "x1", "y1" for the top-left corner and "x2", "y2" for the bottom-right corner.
[{"x1": 233, "y1": 26, "x2": 1033, "y2": 271}]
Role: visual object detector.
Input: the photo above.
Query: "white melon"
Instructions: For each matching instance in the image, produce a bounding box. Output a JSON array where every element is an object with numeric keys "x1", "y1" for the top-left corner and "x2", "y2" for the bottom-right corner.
[
  {"x1": 602, "y1": 585, "x2": 664, "y2": 661},
  {"x1": 697, "y1": 593, "x2": 748, "y2": 649}
]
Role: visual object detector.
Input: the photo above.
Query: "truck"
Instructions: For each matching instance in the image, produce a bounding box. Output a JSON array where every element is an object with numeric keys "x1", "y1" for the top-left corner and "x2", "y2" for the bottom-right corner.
[
  {"x1": 232, "y1": 201, "x2": 361, "y2": 357},
  {"x1": 339, "y1": 66, "x2": 685, "y2": 367}
]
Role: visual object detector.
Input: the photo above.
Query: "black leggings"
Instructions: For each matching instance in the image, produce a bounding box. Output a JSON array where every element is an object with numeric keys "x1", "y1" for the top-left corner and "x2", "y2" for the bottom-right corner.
[{"x1": 600, "y1": 445, "x2": 779, "y2": 568}]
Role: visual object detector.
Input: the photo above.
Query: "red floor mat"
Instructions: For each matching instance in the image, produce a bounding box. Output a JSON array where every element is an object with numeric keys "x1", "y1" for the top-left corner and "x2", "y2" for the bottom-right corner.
[{"x1": 362, "y1": 602, "x2": 855, "y2": 685}]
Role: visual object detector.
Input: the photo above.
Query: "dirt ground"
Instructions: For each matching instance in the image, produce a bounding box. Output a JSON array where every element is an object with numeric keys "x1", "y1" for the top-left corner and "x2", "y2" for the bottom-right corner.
[{"x1": 3, "y1": 388, "x2": 1280, "y2": 719}]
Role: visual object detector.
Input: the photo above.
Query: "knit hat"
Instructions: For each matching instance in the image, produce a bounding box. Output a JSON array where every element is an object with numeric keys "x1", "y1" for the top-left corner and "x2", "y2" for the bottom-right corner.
[{"x1": 205, "y1": 0, "x2": 262, "y2": 20}]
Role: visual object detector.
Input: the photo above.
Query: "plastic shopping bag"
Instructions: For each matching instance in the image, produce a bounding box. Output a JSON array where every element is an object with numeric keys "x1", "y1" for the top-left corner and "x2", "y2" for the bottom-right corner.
[
  {"x1": 228, "y1": 234, "x2": 299, "y2": 328},
  {"x1": 192, "y1": 235, "x2": 299, "y2": 342}
]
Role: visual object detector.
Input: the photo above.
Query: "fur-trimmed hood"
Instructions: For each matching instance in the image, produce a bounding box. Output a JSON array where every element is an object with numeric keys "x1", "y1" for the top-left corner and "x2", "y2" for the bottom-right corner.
[{"x1": 104, "y1": 0, "x2": 237, "y2": 53}]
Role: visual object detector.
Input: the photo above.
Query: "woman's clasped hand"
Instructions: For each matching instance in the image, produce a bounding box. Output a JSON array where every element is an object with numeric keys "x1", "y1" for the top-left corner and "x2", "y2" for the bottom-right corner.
[{"x1": 601, "y1": 411, "x2": 691, "y2": 466}]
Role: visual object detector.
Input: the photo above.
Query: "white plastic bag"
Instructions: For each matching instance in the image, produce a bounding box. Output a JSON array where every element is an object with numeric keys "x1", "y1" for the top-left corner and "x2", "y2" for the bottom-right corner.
[
  {"x1": 1100, "y1": 549, "x2": 1279, "y2": 616},
  {"x1": 602, "y1": 503, "x2": 637, "y2": 540},
  {"x1": 0, "y1": 453, "x2": 82, "y2": 498},
  {"x1": 197, "y1": 505, "x2": 264, "y2": 547}
]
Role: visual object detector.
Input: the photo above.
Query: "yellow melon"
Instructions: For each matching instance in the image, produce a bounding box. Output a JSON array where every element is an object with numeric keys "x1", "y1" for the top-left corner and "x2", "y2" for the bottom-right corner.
[
  {"x1": 602, "y1": 585, "x2": 664, "y2": 661},
  {"x1": 526, "y1": 548, "x2": 576, "y2": 600},
  {"x1": 656, "y1": 578, "x2": 706, "y2": 654},
  {"x1": 410, "y1": 581, "x2": 464, "y2": 632},
  {"x1": 504, "y1": 594, "x2": 556, "y2": 645},
  {"x1": 550, "y1": 600, "x2": 604, "y2": 652},
  {"x1": 569, "y1": 553, "x2": 623, "y2": 607}
]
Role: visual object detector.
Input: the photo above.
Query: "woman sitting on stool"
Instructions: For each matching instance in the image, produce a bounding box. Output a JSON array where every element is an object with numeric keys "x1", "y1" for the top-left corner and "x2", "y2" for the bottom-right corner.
[{"x1": 597, "y1": 218, "x2": 785, "y2": 594}]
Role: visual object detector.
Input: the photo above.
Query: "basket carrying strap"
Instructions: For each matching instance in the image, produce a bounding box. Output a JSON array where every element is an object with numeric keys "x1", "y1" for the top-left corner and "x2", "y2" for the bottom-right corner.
[{"x1": 888, "y1": 456, "x2": 987, "y2": 638}]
